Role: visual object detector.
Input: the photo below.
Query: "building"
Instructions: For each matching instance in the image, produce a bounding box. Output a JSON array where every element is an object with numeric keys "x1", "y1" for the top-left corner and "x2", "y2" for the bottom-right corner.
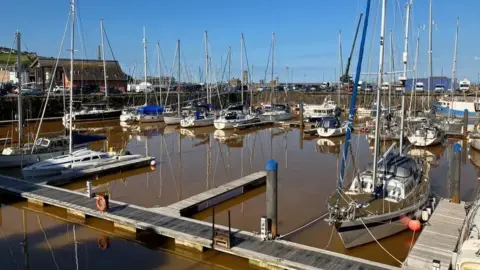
[{"x1": 29, "y1": 57, "x2": 127, "y2": 92}]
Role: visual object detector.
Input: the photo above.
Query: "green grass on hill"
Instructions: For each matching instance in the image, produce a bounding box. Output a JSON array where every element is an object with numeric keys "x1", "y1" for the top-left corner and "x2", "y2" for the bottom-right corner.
[{"x1": 0, "y1": 53, "x2": 33, "y2": 66}]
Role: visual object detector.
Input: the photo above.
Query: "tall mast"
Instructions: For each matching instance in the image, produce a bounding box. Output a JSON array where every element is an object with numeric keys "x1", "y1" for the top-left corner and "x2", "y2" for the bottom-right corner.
[
  {"x1": 389, "y1": 29, "x2": 393, "y2": 113},
  {"x1": 372, "y1": 0, "x2": 387, "y2": 188},
  {"x1": 411, "y1": 26, "x2": 420, "y2": 114},
  {"x1": 157, "y1": 42, "x2": 162, "y2": 105},
  {"x1": 16, "y1": 32, "x2": 23, "y2": 150},
  {"x1": 285, "y1": 65, "x2": 289, "y2": 90},
  {"x1": 143, "y1": 26, "x2": 148, "y2": 105},
  {"x1": 270, "y1": 32, "x2": 275, "y2": 105},
  {"x1": 240, "y1": 34, "x2": 244, "y2": 106},
  {"x1": 68, "y1": 0, "x2": 76, "y2": 154},
  {"x1": 228, "y1": 46, "x2": 232, "y2": 85},
  {"x1": 451, "y1": 17, "x2": 459, "y2": 117},
  {"x1": 400, "y1": 0, "x2": 412, "y2": 154},
  {"x1": 427, "y1": 0, "x2": 433, "y2": 108},
  {"x1": 177, "y1": 40, "x2": 181, "y2": 116},
  {"x1": 338, "y1": 30, "x2": 343, "y2": 104},
  {"x1": 100, "y1": 19, "x2": 108, "y2": 99},
  {"x1": 204, "y1": 31, "x2": 209, "y2": 105}
]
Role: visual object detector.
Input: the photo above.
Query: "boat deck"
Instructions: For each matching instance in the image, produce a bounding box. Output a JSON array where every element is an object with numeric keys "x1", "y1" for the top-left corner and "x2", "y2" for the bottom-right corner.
[
  {"x1": 0, "y1": 173, "x2": 397, "y2": 270},
  {"x1": 403, "y1": 199, "x2": 466, "y2": 270}
]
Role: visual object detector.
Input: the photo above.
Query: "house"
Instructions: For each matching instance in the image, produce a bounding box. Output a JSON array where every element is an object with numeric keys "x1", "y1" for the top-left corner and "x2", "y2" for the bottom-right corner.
[{"x1": 29, "y1": 57, "x2": 127, "y2": 92}]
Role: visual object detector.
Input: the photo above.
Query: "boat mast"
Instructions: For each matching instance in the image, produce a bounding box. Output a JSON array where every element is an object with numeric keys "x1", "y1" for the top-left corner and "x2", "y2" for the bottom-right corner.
[
  {"x1": 241, "y1": 33, "x2": 244, "y2": 106},
  {"x1": 412, "y1": 26, "x2": 420, "y2": 115},
  {"x1": 16, "y1": 32, "x2": 23, "y2": 150},
  {"x1": 204, "y1": 31, "x2": 209, "y2": 105},
  {"x1": 450, "y1": 18, "x2": 459, "y2": 118},
  {"x1": 157, "y1": 42, "x2": 162, "y2": 105},
  {"x1": 400, "y1": 0, "x2": 412, "y2": 154},
  {"x1": 372, "y1": 0, "x2": 387, "y2": 188},
  {"x1": 427, "y1": 0, "x2": 433, "y2": 108},
  {"x1": 338, "y1": 30, "x2": 343, "y2": 104},
  {"x1": 389, "y1": 30, "x2": 393, "y2": 113},
  {"x1": 143, "y1": 26, "x2": 148, "y2": 105},
  {"x1": 271, "y1": 32, "x2": 275, "y2": 105},
  {"x1": 100, "y1": 19, "x2": 108, "y2": 100},
  {"x1": 177, "y1": 40, "x2": 181, "y2": 116},
  {"x1": 68, "y1": 0, "x2": 75, "y2": 154}
]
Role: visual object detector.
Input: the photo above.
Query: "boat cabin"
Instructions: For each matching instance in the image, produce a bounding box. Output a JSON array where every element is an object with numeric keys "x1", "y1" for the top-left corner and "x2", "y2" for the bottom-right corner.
[{"x1": 347, "y1": 153, "x2": 421, "y2": 203}]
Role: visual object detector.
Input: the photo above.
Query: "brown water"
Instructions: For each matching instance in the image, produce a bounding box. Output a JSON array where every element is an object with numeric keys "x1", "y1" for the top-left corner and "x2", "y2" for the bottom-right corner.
[{"x1": 0, "y1": 120, "x2": 478, "y2": 269}]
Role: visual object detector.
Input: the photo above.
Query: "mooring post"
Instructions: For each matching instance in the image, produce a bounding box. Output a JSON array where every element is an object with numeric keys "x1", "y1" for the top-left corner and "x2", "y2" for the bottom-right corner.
[
  {"x1": 299, "y1": 103, "x2": 304, "y2": 128},
  {"x1": 463, "y1": 109, "x2": 468, "y2": 138},
  {"x1": 266, "y1": 159, "x2": 278, "y2": 238},
  {"x1": 228, "y1": 210, "x2": 232, "y2": 244},
  {"x1": 451, "y1": 142, "x2": 461, "y2": 204},
  {"x1": 86, "y1": 181, "x2": 93, "y2": 198}
]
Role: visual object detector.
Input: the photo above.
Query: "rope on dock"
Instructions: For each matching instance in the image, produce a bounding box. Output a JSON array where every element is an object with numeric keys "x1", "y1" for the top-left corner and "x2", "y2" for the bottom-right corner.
[
  {"x1": 359, "y1": 218, "x2": 404, "y2": 266},
  {"x1": 278, "y1": 213, "x2": 328, "y2": 239}
]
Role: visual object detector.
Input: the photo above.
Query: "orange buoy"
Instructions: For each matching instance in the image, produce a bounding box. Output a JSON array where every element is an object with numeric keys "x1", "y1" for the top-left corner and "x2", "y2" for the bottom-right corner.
[
  {"x1": 96, "y1": 195, "x2": 108, "y2": 212},
  {"x1": 408, "y1": 220, "x2": 421, "y2": 231},
  {"x1": 400, "y1": 215, "x2": 411, "y2": 226},
  {"x1": 97, "y1": 235, "x2": 110, "y2": 250}
]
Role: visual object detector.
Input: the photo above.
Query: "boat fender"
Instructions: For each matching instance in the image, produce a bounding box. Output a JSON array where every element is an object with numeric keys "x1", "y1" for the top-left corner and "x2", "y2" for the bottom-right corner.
[
  {"x1": 421, "y1": 210, "x2": 429, "y2": 222},
  {"x1": 97, "y1": 235, "x2": 110, "y2": 250},
  {"x1": 96, "y1": 195, "x2": 109, "y2": 212},
  {"x1": 408, "y1": 220, "x2": 421, "y2": 231}
]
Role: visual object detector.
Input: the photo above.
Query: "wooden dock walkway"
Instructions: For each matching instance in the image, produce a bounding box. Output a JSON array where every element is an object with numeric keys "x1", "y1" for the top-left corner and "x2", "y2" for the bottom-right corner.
[
  {"x1": 0, "y1": 173, "x2": 396, "y2": 270},
  {"x1": 31, "y1": 157, "x2": 154, "y2": 185},
  {"x1": 159, "y1": 171, "x2": 266, "y2": 216},
  {"x1": 403, "y1": 199, "x2": 466, "y2": 270},
  {"x1": 278, "y1": 120, "x2": 317, "y2": 129}
]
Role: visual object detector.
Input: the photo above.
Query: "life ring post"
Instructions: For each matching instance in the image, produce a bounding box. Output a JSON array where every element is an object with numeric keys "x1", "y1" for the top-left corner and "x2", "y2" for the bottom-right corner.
[{"x1": 96, "y1": 194, "x2": 110, "y2": 212}]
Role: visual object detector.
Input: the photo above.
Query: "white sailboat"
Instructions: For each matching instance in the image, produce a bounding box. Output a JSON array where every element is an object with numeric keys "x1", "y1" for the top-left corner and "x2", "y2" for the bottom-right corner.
[
  {"x1": 214, "y1": 33, "x2": 259, "y2": 130},
  {"x1": 326, "y1": 0, "x2": 431, "y2": 249},
  {"x1": 23, "y1": 1, "x2": 143, "y2": 178},
  {"x1": 260, "y1": 33, "x2": 293, "y2": 122}
]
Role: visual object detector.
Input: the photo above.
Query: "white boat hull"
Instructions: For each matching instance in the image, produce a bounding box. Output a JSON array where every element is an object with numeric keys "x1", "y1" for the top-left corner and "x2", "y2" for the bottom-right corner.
[
  {"x1": 259, "y1": 112, "x2": 293, "y2": 122},
  {"x1": 139, "y1": 114, "x2": 164, "y2": 123},
  {"x1": 180, "y1": 117, "x2": 215, "y2": 128},
  {"x1": 164, "y1": 116, "x2": 183, "y2": 125},
  {"x1": 214, "y1": 117, "x2": 259, "y2": 130},
  {"x1": 470, "y1": 137, "x2": 480, "y2": 151},
  {"x1": 120, "y1": 113, "x2": 137, "y2": 123},
  {"x1": 317, "y1": 125, "x2": 347, "y2": 137},
  {"x1": 407, "y1": 134, "x2": 443, "y2": 147}
]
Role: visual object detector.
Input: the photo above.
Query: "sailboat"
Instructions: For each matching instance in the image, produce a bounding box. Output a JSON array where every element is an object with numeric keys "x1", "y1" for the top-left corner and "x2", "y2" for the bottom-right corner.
[
  {"x1": 214, "y1": 33, "x2": 259, "y2": 130},
  {"x1": 137, "y1": 27, "x2": 163, "y2": 123},
  {"x1": 62, "y1": 21, "x2": 121, "y2": 126},
  {"x1": 326, "y1": 0, "x2": 431, "y2": 248},
  {"x1": 180, "y1": 32, "x2": 216, "y2": 128},
  {"x1": 23, "y1": 1, "x2": 143, "y2": 178},
  {"x1": 408, "y1": 7, "x2": 450, "y2": 147},
  {"x1": 163, "y1": 40, "x2": 187, "y2": 125}
]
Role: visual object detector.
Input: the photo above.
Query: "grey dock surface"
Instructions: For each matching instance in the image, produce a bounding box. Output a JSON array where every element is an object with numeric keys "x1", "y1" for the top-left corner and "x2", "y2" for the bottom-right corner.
[
  {"x1": 159, "y1": 171, "x2": 266, "y2": 216},
  {"x1": 233, "y1": 121, "x2": 273, "y2": 130},
  {"x1": 403, "y1": 199, "x2": 466, "y2": 270},
  {"x1": 0, "y1": 173, "x2": 396, "y2": 270},
  {"x1": 32, "y1": 157, "x2": 154, "y2": 186}
]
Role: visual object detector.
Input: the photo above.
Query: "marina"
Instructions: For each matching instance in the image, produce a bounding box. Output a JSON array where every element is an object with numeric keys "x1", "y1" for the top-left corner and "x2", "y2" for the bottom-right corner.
[{"x1": 1, "y1": 0, "x2": 480, "y2": 269}]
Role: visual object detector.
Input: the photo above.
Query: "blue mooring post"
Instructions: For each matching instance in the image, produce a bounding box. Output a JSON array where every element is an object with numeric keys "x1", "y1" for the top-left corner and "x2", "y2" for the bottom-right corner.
[
  {"x1": 451, "y1": 143, "x2": 461, "y2": 204},
  {"x1": 266, "y1": 159, "x2": 278, "y2": 238},
  {"x1": 299, "y1": 103, "x2": 304, "y2": 128}
]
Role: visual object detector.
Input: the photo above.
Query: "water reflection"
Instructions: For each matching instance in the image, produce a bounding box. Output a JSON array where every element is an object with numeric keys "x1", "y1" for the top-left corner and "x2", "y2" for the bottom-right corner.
[{"x1": 0, "y1": 120, "x2": 478, "y2": 267}]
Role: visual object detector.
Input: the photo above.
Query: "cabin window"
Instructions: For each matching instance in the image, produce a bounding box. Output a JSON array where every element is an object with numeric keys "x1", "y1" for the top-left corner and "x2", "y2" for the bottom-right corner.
[
  {"x1": 92, "y1": 156, "x2": 100, "y2": 160},
  {"x1": 81, "y1": 157, "x2": 91, "y2": 162}
]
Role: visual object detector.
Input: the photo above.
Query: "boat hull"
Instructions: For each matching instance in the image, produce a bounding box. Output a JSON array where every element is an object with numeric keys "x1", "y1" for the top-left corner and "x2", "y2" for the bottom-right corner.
[
  {"x1": 407, "y1": 134, "x2": 443, "y2": 147},
  {"x1": 65, "y1": 110, "x2": 122, "y2": 123},
  {"x1": 139, "y1": 114, "x2": 164, "y2": 123},
  {"x1": 0, "y1": 144, "x2": 86, "y2": 168},
  {"x1": 337, "y1": 187, "x2": 430, "y2": 248},
  {"x1": 434, "y1": 104, "x2": 479, "y2": 118},
  {"x1": 259, "y1": 112, "x2": 293, "y2": 122},
  {"x1": 214, "y1": 117, "x2": 259, "y2": 130},
  {"x1": 180, "y1": 117, "x2": 215, "y2": 128},
  {"x1": 470, "y1": 137, "x2": 480, "y2": 151},
  {"x1": 317, "y1": 126, "x2": 347, "y2": 137},
  {"x1": 164, "y1": 116, "x2": 183, "y2": 125}
]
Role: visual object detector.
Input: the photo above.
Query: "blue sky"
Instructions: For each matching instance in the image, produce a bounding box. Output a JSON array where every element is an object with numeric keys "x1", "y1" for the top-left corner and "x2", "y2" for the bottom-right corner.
[{"x1": 2, "y1": 0, "x2": 480, "y2": 83}]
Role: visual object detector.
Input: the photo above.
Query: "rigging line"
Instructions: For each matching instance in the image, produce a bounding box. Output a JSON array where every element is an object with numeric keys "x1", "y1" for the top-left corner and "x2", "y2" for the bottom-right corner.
[
  {"x1": 277, "y1": 213, "x2": 329, "y2": 239},
  {"x1": 263, "y1": 41, "x2": 273, "y2": 85},
  {"x1": 32, "y1": 10, "x2": 71, "y2": 153},
  {"x1": 324, "y1": 225, "x2": 335, "y2": 250},
  {"x1": 359, "y1": 218, "x2": 404, "y2": 266},
  {"x1": 163, "y1": 42, "x2": 179, "y2": 108},
  {"x1": 75, "y1": 0, "x2": 88, "y2": 59},
  {"x1": 0, "y1": 226, "x2": 20, "y2": 270},
  {"x1": 37, "y1": 215, "x2": 60, "y2": 270}
]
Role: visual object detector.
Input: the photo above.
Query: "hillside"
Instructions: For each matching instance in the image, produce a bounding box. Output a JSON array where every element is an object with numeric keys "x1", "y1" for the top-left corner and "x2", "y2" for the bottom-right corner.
[{"x1": 0, "y1": 46, "x2": 38, "y2": 66}]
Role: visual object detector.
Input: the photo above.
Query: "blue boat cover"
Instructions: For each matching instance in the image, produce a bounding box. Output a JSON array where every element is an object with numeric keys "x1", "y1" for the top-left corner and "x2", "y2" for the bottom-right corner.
[
  {"x1": 72, "y1": 132, "x2": 106, "y2": 145},
  {"x1": 136, "y1": 105, "x2": 164, "y2": 114}
]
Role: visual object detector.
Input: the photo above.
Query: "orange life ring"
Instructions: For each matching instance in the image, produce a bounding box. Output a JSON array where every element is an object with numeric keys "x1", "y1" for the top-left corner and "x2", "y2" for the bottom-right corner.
[
  {"x1": 96, "y1": 195, "x2": 108, "y2": 212},
  {"x1": 97, "y1": 235, "x2": 110, "y2": 250}
]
